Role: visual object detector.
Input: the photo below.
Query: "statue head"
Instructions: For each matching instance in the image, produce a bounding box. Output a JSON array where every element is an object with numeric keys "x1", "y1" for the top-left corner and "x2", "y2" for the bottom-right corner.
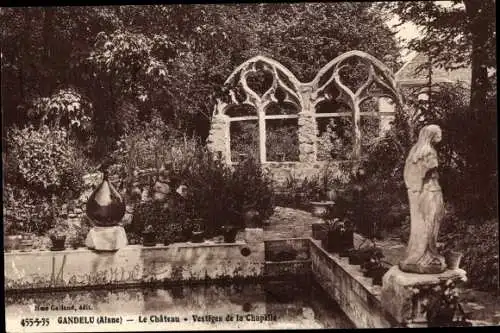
[
  {"x1": 408, "y1": 124, "x2": 443, "y2": 165},
  {"x1": 418, "y1": 124, "x2": 442, "y2": 145}
]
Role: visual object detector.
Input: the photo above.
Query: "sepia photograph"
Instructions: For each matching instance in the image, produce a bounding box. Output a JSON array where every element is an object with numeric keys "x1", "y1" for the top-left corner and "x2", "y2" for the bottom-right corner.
[{"x1": 2, "y1": 1, "x2": 498, "y2": 331}]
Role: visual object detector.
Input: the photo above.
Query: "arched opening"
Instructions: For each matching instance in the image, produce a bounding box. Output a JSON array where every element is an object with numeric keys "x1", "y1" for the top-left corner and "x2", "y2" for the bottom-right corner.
[
  {"x1": 265, "y1": 102, "x2": 300, "y2": 162},
  {"x1": 315, "y1": 101, "x2": 353, "y2": 161}
]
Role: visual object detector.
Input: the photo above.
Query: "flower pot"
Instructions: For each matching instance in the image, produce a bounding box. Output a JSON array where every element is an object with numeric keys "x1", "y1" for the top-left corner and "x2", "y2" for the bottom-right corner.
[
  {"x1": 181, "y1": 228, "x2": 192, "y2": 242},
  {"x1": 50, "y1": 235, "x2": 66, "y2": 251},
  {"x1": 222, "y1": 227, "x2": 238, "y2": 243},
  {"x1": 142, "y1": 232, "x2": 156, "y2": 247},
  {"x1": 324, "y1": 222, "x2": 354, "y2": 254},
  {"x1": 18, "y1": 238, "x2": 34, "y2": 252},
  {"x1": 4, "y1": 235, "x2": 22, "y2": 251},
  {"x1": 445, "y1": 251, "x2": 463, "y2": 270},
  {"x1": 312, "y1": 222, "x2": 328, "y2": 240},
  {"x1": 191, "y1": 231, "x2": 204, "y2": 243}
]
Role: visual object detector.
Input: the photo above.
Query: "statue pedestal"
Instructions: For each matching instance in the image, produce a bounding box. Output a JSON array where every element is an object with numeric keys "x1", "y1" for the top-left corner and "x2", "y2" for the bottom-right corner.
[
  {"x1": 381, "y1": 265, "x2": 467, "y2": 326},
  {"x1": 85, "y1": 226, "x2": 128, "y2": 251}
]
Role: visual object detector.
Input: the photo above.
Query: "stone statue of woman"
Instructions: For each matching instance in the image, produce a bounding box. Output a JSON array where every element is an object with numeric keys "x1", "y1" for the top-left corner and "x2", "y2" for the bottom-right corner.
[{"x1": 399, "y1": 124, "x2": 447, "y2": 274}]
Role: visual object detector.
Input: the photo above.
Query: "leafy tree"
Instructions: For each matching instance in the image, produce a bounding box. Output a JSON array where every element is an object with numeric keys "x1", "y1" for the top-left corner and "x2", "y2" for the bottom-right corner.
[
  {"x1": 2, "y1": 4, "x2": 402, "y2": 160},
  {"x1": 379, "y1": 1, "x2": 496, "y2": 115},
  {"x1": 378, "y1": 1, "x2": 496, "y2": 220}
]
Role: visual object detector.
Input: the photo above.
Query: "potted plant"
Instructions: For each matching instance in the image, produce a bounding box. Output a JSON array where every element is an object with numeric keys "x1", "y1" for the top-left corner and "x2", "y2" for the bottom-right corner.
[
  {"x1": 309, "y1": 171, "x2": 344, "y2": 218},
  {"x1": 221, "y1": 224, "x2": 239, "y2": 243},
  {"x1": 360, "y1": 251, "x2": 389, "y2": 285},
  {"x1": 49, "y1": 223, "x2": 67, "y2": 251},
  {"x1": 142, "y1": 225, "x2": 156, "y2": 247},
  {"x1": 424, "y1": 279, "x2": 472, "y2": 327},
  {"x1": 4, "y1": 218, "x2": 35, "y2": 252},
  {"x1": 323, "y1": 217, "x2": 354, "y2": 254},
  {"x1": 190, "y1": 220, "x2": 205, "y2": 243},
  {"x1": 18, "y1": 232, "x2": 35, "y2": 252}
]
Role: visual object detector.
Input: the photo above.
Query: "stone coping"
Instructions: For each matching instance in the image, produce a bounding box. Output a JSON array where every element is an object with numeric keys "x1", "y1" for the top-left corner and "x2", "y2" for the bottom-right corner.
[
  {"x1": 309, "y1": 239, "x2": 400, "y2": 328},
  {"x1": 309, "y1": 239, "x2": 385, "y2": 303},
  {"x1": 4, "y1": 241, "x2": 249, "y2": 256},
  {"x1": 7, "y1": 234, "x2": 460, "y2": 328},
  {"x1": 4, "y1": 234, "x2": 265, "y2": 292}
]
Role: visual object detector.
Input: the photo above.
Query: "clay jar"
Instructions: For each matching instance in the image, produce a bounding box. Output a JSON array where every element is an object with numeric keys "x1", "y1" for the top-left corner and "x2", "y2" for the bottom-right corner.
[{"x1": 86, "y1": 168, "x2": 126, "y2": 226}]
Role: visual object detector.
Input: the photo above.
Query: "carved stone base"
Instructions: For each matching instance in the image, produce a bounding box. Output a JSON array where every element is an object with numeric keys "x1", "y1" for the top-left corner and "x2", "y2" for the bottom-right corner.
[
  {"x1": 381, "y1": 265, "x2": 467, "y2": 326},
  {"x1": 85, "y1": 226, "x2": 128, "y2": 251}
]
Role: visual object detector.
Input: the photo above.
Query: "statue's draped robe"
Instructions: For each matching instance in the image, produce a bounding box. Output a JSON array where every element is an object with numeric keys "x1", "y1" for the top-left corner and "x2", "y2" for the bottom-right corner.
[{"x1": 399, "y1": 147, "x2": 447, "y2": 274}]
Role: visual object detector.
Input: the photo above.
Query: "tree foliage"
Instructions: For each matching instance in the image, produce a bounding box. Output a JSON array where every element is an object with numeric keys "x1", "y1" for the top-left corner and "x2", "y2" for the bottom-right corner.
[
  {"x1": 378, "y1": 0, "x2": 496, "y2": 114},
  {"x1": 2, "y1": 4, "x2": 401, "y2": 161}
]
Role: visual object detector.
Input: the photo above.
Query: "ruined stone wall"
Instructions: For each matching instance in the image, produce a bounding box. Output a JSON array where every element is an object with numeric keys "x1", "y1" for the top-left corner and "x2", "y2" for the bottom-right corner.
[{"x1": 206, "y1": 52, "x2": 403, "y2": 187}]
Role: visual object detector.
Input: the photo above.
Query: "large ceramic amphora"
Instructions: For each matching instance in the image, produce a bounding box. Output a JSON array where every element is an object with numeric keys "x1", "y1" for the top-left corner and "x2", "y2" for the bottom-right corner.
[{"x1": 86, "y1": 165, "x2": 126, "y2": 227}]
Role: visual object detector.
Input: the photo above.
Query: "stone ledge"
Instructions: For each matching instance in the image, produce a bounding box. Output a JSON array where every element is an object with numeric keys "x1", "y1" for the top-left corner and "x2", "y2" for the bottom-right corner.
[
  {"x1": 5, "y1": 238, "x2": 265, "y2": 291},
  {"x1": 264, "y1": 238, "x2": 310, "y2": 261},
  {"x1": 310, "y1": 239, "x2": 400, "y2": 328},
  {"x1": 264, "y1": 260, "x2": 311, "y2": 278}
]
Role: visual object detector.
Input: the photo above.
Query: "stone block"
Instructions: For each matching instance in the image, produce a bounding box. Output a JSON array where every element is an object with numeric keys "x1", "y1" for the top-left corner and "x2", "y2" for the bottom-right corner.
[
  {"x1": 380, "y1": 265, "x2": 467, "y2": 325},
  {"x1": 85, "y1": 226, "x2": 128, "y2": 251},
  {"x1": 244, "y1": 228, "x2": 264, "y2": 244}
]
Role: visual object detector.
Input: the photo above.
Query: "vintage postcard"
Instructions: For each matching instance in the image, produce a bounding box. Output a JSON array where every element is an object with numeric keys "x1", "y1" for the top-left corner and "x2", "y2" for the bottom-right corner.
[{"x1": 3, "y1": 2, "x2": 498, "y2": 332}]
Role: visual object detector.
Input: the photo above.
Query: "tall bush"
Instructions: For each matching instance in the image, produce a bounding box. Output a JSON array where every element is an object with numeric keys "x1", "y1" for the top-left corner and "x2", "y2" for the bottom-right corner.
[
  {"x1": 4, "y1": 125, "x2": 87, "y2": 235},
  {"x1": 125, "y1": 134, "x2": 276, "y2": 240},
  {"x1": 406, "y1": 84, "x2": 497, "y2": 220},
  {"x1": 440, "y1": 214, "x2": 499, "y2": 292},
  {"x1": 7, "y1": 125, "x2": 85, "y2": 198}
]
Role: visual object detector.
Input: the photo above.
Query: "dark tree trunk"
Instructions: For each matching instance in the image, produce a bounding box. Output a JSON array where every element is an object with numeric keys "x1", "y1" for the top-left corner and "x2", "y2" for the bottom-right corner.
[
  {"x1": 464, "y1": 0, "x2": 492, "y2": 117},
  {"x1": 42, "y1": 7, "x2": 56, "y2": 97},
  {"x1": 20, "y1": 8, "x2": 33, "y2": 103}
]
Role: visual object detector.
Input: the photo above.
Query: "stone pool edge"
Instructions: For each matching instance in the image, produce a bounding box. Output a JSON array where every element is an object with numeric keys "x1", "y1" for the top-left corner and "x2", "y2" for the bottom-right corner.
[{"x1": 4, "y1": 232, "x2": 399, "y2": 328}]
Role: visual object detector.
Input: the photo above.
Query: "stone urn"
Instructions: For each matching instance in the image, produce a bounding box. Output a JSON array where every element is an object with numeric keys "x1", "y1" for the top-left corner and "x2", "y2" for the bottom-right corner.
[
  {"x1": 85, "y1": 162, "x2": 128, "y2": 251},
  {"x1": 309, "y1": 201, "x2": 335, "y2": 218}
]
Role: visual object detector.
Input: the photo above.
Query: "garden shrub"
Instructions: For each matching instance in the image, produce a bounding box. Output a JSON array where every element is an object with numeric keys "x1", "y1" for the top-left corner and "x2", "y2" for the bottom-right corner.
[
  {"x1": 3, "y1": 186, "x2": 54, "y2": 235},
  {"x1": 127, "y1": 200, "x2": 174, "y2": 244},
  {"x1": 7, "y1": 125, "x2": 85, "y2": 198},
  {"x1": 439, "y1": 214, "x2": 499, "y2": 292},
  {"x1": 405, "y1": 83, "x2": 497, "y2": 220},
  {"x1": 4, "y1": 125, "x2": 87, "y2": 235},
  {"x1": 125, "y1": 138, "x2": 275, "y2": 241},
  {"x1": 112, "y1": 115, "x2": 170, "y2": 172},
  {"x1": 230, "y1": 156, "x2": 275, "y2": 223},
  {"x1": 276, "y1": 165, "x2": 354, "y2": 210}
]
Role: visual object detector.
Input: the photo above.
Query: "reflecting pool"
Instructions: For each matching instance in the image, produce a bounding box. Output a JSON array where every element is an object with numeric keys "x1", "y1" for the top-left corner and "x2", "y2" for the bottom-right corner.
[{"x1": 5, "y1": 279, "x2": 354, "y2": 331}]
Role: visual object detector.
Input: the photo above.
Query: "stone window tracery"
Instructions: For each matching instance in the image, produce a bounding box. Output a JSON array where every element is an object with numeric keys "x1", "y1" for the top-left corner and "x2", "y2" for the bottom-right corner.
[{"x1": 207, "y1": 51, "x2": 403, "y2": 165}]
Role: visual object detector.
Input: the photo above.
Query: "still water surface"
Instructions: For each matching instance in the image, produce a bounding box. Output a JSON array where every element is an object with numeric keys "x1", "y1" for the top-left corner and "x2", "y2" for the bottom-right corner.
[{"x1": 5, "y1": 279, "x2": 354, "y2": 331}]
